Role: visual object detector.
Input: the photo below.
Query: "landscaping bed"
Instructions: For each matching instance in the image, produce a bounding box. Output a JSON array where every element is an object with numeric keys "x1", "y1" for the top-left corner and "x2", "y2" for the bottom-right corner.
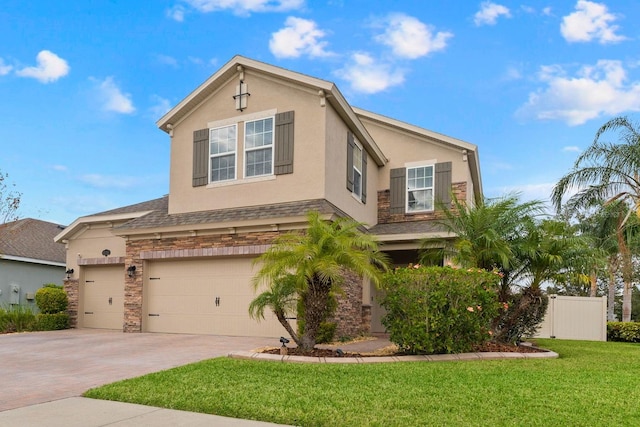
[{"x1": 261, "y1": 341, "x2": 546, "y2": 357}]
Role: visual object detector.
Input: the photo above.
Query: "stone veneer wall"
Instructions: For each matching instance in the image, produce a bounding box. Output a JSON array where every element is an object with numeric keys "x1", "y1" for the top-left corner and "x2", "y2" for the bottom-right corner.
[
  {"x1": 330, "y1": 270, "x2": 366, "y2": 338},
  {"x1": 377, "y1": 182, "x2": 467, "y2": 224},
  {"x1": 63, "y1": 279, "x2": 79, "y2": 328}
]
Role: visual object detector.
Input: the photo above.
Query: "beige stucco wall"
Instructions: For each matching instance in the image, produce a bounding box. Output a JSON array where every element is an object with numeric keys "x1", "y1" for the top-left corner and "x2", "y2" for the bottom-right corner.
[
  {"x1": 64, "y1": 225, "x2": 126, "y2": 273},
  {"x1": 323, "y1": 104, "x2": 379, "y2": 226},
  {"x1": 167, "y1": 71, "x2": 330, "y2": 215},
  {"x1": 359, "y1": 117, "x2": 472, "y2": 202}
]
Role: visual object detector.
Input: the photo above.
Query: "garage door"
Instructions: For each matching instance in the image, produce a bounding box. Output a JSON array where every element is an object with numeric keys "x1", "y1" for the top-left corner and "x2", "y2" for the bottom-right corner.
[
  {"x1": 145, "y1": 258, "x2": 288, "y2": 337},
  {"x1": 82, "y1": 265, "x2": 125, "y2": 330}
]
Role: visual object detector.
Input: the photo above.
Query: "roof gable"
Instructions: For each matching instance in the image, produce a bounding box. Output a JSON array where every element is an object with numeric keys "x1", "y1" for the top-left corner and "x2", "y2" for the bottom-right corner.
[{"x1": 156, "y1": 55, "x2": 387, "y2": 166}]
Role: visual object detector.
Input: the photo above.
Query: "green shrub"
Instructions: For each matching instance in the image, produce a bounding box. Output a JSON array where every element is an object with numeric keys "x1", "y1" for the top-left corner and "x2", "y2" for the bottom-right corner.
[
  {"x1": 607, "y1": 322, "x2": 640, "y2": 342},
  {"x1": 35, "y1": 286, "x2": 68, "y2": 314},
  {"x1": 493, "y1": 286, "x2": 548, "y2": 344},
  {"x1": 34, "y1": 313, "x2": 70, "y2": 331},
  {"x1": 0, "y1": 304, "x2": 36, "y2": 333},
  {"x1": 380, "y1": 266, "x2": 502, "y2": 354}
]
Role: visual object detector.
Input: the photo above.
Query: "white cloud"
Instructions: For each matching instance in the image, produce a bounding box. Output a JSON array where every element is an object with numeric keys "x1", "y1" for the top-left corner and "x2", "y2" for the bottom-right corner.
[
  {"x1": 493, "y1": 182, "x2": 556, "y2": 205},
  {"x1": 149, "y1": 95, "x2": 172, "y2": 119},
  {"x1": 560, "y1": 0, "x2": 626, "y2": 44},
  {"x1": 181, "y1": 0, "x2": 303, "y2": 16},
  {"x1": 155, "y1": 54, "x2": 179, "y2": 67},
  {"x1": 167, "y1": 5, "x2": 186, "y2": 21},
  {"x1": 375, "y1": 13, "x2": 452, "y2": 59},
  {"x1": 562, "y1": 146, "x2": 581, "y2": 153},
  {"x1": 15, "y1": 50, "x2": 70, "y2": 83},
  {"x1": 91, "y1": 76, "x2": 135, "y2": 114},
  {"x1": 0, "y1": 58, "x2": 12, "y2": 76},
  {"x1": 474, "y1": 2, "x2": 511, "y2": 26},
  {"x1": 79, "y1": 174, "x2": 141, "y2": 189},
  {"x1": 269, "y1": 17, "x2": 332, "y2": 59},
  {"x1": 504, "y1": 64, "x2": 523, "y2": 80},
  {"x1": 334, "y1": 52, "x2": 405, "y2": 94},
  {"x1": 517, "y1": 60, "x2": 640, "y2": 126},
  {"x1": 52, "y1": 165, "x2": 68, "y2": 172},
  {"x1": 542, "y1": 7, "x2": 553, "y2": 16}
]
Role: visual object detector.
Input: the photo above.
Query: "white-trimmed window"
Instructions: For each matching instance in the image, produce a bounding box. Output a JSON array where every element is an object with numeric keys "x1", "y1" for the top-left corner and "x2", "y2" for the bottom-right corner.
[
  {"x1": 352, "y1": 141, "x2": 363, "y2": 200},
  {"x1": 244, "y1": 117, "x2": 274, "y2": 178},
  {"x1": 407, "y1": 165, "x2": 434, "y2": 212},
  {"x1": 210, "y1": 124, "x2": 237, "y2": 182}
]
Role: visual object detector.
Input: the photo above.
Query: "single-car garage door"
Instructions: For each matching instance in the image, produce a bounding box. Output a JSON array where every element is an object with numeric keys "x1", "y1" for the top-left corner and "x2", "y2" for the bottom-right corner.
[
  {"x1": 145, "y1": 258, "x2": 287, "y2": 337},
  {"x1": 82, "y1": 265, "x2": 125, "y2": 330}
]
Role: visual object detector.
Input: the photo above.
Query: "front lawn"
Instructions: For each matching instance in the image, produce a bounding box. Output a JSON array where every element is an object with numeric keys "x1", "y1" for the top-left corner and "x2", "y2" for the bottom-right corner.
[{"x1": 84, "y1": 339, "x2": 640, "y2": 426}]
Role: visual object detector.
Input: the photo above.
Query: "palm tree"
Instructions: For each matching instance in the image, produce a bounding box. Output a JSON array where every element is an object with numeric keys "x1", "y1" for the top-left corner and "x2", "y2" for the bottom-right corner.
[
  {"x1": 421, "y1": 193, "x2": 545, "y2": 300},
  {"x1": 252, "y1": 211, "x2": 388, "y2": 350},
  {"x1": 552, "y1": 116, "x2": 640, "y2": 321},
  {"x1": 517, "y1": 218, "x2": 592, "y2": 290}
]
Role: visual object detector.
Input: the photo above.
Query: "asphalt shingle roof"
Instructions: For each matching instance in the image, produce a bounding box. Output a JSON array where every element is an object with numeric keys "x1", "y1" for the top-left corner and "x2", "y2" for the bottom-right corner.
[
  {"x1": 114, "y1": 198, "x2": 348, "y2": 231},
  {"x1": 0, "y1": 218, "x2": 66, "y2": 263}
]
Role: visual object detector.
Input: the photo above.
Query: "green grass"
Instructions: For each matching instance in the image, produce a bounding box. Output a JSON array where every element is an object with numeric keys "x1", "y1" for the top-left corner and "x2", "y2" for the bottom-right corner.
[{"x1": 84, "y1": 339, "x2": 640, "y2": 426}]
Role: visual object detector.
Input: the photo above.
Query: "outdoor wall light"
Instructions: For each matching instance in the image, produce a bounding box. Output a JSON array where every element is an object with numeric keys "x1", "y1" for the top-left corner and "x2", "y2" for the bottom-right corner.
[
  {"x1": 127, "y1": 265, "x2": 137, "y2": 278},
  {"x1": 65, "y1": 268, "x2": 74, "y2": 279}
]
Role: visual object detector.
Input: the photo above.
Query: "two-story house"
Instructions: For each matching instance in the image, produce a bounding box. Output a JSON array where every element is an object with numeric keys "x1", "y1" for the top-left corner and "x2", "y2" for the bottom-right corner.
[{"x1": 55, "y1": 56, "x2": 482, "y2": 338}]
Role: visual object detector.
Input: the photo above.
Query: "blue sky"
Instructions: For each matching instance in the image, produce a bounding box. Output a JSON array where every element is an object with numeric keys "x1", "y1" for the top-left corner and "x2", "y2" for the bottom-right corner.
[{"x1": 2, "y1": 0, "x2": 639, "y2": 226}]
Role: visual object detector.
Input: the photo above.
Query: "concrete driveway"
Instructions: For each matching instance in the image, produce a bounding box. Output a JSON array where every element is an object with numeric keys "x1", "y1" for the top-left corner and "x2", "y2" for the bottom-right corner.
[{"x1": 0, "y1": 329, "x2": 274, "y2": 412}]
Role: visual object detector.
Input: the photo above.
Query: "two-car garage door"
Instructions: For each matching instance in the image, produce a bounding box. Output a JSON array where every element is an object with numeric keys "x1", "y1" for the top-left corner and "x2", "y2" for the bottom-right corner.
[
  {"x1": 80, "y1": 258, "x2": 286, "y2": 337},
  {"x1": 144, "y1": 258, "x2": 285, "y2": 337}
]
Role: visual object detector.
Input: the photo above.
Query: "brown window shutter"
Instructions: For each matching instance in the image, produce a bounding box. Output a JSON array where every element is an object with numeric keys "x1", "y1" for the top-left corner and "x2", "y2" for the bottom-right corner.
[
  {"x1": 361, "y1": 151, "x2": 368, "y2": 204},
  {"x1": 389, "y1": 168, "x2": 406, "y2": 214},
  {"x1": 346, "y1": 132, "x2": 354, "y2": 191},
  {"x1": 274, "y1": 111, "x2": 294, "y2": 175},
  {"x1": 434, "y1": 161, "x2": 452, "y2": 206},
  {"x1": 193, "y1": 129, "x2": 209, "y2": 187}
]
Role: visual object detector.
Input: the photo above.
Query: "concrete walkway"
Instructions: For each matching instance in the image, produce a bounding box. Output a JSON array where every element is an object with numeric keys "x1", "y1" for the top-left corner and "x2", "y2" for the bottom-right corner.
[{"x1": 0, "y1": 397, "x2": 289, "y2": 427}]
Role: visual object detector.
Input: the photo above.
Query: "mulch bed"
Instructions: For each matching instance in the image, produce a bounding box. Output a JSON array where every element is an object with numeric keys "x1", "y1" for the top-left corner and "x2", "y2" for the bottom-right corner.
[{"x1": 262, "y1": 341, "x2": 546, "y2": 358}]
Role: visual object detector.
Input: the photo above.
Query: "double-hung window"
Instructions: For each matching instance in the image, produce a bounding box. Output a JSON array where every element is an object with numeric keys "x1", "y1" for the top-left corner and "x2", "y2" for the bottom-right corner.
[
  {"x1": 407, "y1": 165, "x2": 434, "y2": 212},
  {"x1": 244, "y1": 117, "x2": 274, "y2": 178},
  {"x1": 352, "y1": 142, "x2": 363, "y2": 199},
  {"x1": 210, "y1": 125, "x2": 237, "y2": 182}
]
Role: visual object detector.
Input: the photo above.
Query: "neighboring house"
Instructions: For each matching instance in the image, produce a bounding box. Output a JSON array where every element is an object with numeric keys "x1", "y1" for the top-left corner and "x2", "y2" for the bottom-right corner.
[
  {"x1": 54, "y1": 56, "x2": 482, "y2": 337},
  {"x1": 0, "y1": 218, "x2": 66, "y2": 306}
]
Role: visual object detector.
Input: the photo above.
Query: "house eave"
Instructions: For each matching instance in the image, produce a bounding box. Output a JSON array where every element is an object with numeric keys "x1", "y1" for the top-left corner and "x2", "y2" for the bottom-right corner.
[
  {"x1": 0, "y1": 254, "x2": 66, "y2": 267},
  {"x1": 354, "y1": 107, "x2": 483, "y2": 198},
  {"x1": 54, "y1": 211, "x2": 156, "y2": 243},
  {"x1": 112, "y1": 212, "x2": 338, "y2": 239}
]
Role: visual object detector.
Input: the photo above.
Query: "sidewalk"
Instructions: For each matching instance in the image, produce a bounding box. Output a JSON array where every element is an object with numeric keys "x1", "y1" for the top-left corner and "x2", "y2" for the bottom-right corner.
[{"x1": 0, "y1": 397, "x2": 290, "y2": 427}]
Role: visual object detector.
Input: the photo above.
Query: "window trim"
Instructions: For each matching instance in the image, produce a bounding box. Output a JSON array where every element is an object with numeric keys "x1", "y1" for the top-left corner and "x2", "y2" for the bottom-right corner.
[
  {"x1": 209, "y1": 123, "x2": 237, "y2": 183},
  {"x1": 352, "y1": 139, "x2": 364, "y2": 201},
  {"x1": 406, "y1": 164, "x2": 435, "y2": 213},
  {"x1": 243, "y1": 116, "x2": 275, "y2": 179}
]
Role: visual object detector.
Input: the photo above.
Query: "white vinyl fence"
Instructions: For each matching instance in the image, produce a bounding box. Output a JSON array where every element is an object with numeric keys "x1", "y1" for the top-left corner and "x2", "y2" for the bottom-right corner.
[{"x1": 533, "y1": 295, "x2": 607, "y2": 341}]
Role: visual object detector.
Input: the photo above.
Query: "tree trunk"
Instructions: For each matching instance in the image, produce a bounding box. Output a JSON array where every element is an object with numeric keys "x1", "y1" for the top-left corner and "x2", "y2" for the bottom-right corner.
[
  {"x1": 300, "y1": 277, "x2": 331, "y2": 350},
  {"x1": 589, "y1": 270, "x2": 597, "y2": 297},
  {"x1": 274, "y1": 309, "x2": 301, "y2": 347},
  {"x1": 607, "y1": 258, "x2": 617, "y2": 321},
  {"x1": 616, "y1": 218, "x2": 633, "y2": 322}
]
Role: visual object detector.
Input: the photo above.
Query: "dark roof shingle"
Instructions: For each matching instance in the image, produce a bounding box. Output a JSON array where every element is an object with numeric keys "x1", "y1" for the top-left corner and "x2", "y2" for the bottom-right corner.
[
  {"x1": 0, "y1": 218, "x2": 66, "y2": 263},
  {"x1": 115, "y1": 199, "x2": 347, "y2": 231}
]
